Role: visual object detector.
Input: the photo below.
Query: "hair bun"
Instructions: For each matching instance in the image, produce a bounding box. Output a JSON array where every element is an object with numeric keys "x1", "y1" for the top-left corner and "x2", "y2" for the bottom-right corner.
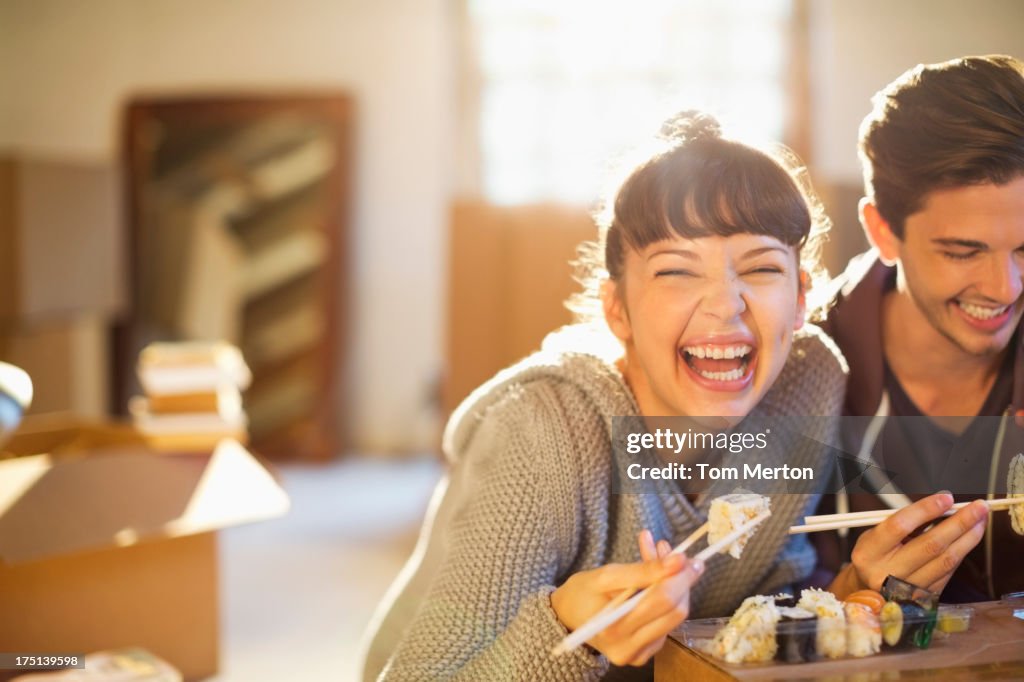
[{"x1": 659, "y1": 110, "x2": 722, "y2": 142}]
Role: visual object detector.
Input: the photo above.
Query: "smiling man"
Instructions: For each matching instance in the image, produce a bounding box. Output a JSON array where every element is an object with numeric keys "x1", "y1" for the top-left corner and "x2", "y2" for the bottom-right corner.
[{"x1": 823, "y1": 55, "x2": 1024, "y2": 601}]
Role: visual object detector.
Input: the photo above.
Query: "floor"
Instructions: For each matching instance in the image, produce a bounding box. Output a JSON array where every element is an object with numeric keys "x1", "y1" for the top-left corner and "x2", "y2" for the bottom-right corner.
[{"x1": 210, "y1": 455, "x2": 444, "y2": 682}]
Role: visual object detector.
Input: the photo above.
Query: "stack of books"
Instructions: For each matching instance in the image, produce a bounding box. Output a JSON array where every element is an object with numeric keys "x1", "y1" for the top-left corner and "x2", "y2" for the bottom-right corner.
[{"x1": 131, "y1": 341, "x2": 252, "y2": 451}]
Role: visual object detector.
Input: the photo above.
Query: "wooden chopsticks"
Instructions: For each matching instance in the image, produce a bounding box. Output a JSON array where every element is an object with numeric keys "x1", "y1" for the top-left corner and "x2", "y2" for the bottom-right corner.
[{"x1": 789, "y1": 496, "x2": 1024, "y2": 534}]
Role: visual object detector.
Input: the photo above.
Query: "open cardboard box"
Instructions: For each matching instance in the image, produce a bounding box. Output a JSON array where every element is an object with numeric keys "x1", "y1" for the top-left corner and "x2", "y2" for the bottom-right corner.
[{"x1": 0, "y1": 416, "x2": 290, "y2": 681}]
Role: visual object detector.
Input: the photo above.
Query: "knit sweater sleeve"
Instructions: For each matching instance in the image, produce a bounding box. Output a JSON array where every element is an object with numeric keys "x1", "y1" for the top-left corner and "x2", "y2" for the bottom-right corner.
[{"x1": 377, "y1": 382, "x2": 610, "y2": 681}]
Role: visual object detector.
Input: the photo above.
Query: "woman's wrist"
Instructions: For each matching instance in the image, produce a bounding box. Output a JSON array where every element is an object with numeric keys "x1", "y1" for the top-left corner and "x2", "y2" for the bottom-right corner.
[
  {"x1": 549, "y1": 585, "x2": 601, "y2": 658},
  {"x1": 550, "y1": 584, "x2": 572, "y2": 630}
]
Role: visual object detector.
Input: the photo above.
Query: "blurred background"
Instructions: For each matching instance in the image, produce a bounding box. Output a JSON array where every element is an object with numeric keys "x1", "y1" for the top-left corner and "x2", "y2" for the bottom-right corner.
[{"x1": 1, "y1": 1, "x2": 1023, "y2": 680}]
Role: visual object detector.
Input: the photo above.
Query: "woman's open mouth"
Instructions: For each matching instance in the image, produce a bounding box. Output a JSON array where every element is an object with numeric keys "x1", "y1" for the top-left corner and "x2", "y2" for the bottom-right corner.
[{"x1": 679, "y1": 342, "x2": 756, "y2": 391}]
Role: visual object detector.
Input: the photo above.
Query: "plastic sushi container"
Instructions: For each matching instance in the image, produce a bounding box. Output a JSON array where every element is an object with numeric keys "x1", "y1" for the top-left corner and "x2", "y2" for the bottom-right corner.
[{"x1": 683, "y1": 579, "x2": 945, "y2": 666}]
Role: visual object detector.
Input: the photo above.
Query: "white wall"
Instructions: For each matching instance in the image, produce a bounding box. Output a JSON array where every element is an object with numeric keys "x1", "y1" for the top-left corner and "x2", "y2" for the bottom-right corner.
[
  {"x1": 810, "y1": 0, "x2": 1024, "y2": 183},
  {"x1": 0, "y1": 0, "x2": 456, "y2": 452}
]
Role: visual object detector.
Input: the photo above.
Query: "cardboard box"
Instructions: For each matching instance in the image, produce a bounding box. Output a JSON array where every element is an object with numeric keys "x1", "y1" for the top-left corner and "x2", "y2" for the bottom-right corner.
[
  {"x1": 0, "y1": 429, "x2": 289, "y2": 681},
  {"x1": 0, "y1": 156, "x2": 124, "y2": 324},
  {"x1": 1, "y1": 413, "x2": 144, "y2": 456},
  {"x1": 445, "y1": 201, "x2": 596, "y2": 414},
  {"x1": 0, "y1": 315, "x2": 110, "y2": 418}
]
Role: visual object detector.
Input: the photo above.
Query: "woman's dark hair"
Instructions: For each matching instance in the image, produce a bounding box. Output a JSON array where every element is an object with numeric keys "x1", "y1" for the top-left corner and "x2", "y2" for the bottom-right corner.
[
  {"x1": 859, "y1": 55, "x2": 1024, "y2": 237},
  {"x1": 569, "y1": 110, "x2": 829, "y2": 322}
]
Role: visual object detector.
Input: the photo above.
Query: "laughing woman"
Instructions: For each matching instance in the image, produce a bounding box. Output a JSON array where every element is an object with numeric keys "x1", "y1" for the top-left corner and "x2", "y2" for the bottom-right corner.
[{"x1": 361, "y1": 112, "x2": 845, "y2": 681}]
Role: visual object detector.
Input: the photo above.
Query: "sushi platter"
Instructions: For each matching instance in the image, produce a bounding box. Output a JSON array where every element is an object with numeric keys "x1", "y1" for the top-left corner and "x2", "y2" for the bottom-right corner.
[
  {"x1": 655, "y1": 594, "x2": 1024, "y2": 681},
  {"x1": 556, "y1": 484, "x2": 1024, "y2": 665}
]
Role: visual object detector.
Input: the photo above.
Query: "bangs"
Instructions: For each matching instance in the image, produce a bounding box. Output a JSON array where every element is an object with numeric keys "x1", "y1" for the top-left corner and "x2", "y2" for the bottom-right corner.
[
  {"x1": 612, "y1": 139, "x2": 812, "y2": 254},
  {"x1": 578, "y1": 110, "x2": 832, "y2": 325}
]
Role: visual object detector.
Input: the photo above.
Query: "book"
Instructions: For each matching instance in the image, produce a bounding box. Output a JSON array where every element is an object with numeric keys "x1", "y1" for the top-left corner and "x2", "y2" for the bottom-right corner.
[
  {"x1": 177, "y1": 201, "x2": 245, "y2": 343},
  {"x1": 130, "y1": 403, "x2": 246, "y2": 435},
  {"x1": 242, "y1": 229, "x2": 327, "y2": 299},
  {"x1": 243, "y1": 301, "x2": 324, "y2": 367},
  {"x1": 131, "y1": 407, "x2": 248, "y2": 453},
  {"x1": 137, "y1": 342, "x2": 251, "y2": 396},
  {"x1": 142, "y1": 387, "x2": 242, "y2": 417}
]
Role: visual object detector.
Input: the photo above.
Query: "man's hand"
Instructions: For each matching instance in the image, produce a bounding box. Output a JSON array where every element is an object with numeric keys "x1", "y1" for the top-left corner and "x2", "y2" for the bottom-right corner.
[{"x1": 831, "y1": 493, "x2": 987, "y2": 598}]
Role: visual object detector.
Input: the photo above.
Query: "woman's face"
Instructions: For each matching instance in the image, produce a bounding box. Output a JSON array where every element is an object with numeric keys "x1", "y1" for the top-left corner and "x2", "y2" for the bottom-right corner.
[{"x1": 603, "y1": 232, "x2": 805, "y2": 420}]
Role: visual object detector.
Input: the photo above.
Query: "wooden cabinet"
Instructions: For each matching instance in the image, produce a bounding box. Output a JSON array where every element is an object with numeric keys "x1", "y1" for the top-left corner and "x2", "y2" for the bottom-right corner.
[{"x1": 116, "y1": 95, "x2": 353, "y2": 461}]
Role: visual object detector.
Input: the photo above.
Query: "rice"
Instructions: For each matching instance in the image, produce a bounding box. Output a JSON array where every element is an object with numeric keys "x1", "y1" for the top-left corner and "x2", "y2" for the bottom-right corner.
[
  {"x1": 707, "y1": 493, "x2": 771, "y2": 559},
  {"x1": 798, "y1": 588, "x2": 847, "y2": 659},
  {"x1": 709, "y1": 595, "x2": 780, "y2": 663}
]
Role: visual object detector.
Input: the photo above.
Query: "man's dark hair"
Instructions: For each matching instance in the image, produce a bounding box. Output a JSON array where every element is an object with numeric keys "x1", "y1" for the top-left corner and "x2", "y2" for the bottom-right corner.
[{"x1": 859, "y1": 55, "x2": 1024, "y2": 238}]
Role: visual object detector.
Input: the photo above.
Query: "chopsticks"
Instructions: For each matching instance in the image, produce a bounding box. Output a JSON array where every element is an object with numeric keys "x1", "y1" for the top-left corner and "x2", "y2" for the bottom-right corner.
[
  {"x1": 789, "y1": 496, "x2": 1024, "y2": 535},
  {"x1": 552, "y1": 510, "x2": 770, "y2": 656}
]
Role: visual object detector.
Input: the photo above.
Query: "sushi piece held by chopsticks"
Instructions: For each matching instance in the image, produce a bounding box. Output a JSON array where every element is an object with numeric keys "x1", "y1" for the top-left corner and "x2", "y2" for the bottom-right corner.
[{"x1": 708, "y1": 493, "x2": 772, "y2": 559}]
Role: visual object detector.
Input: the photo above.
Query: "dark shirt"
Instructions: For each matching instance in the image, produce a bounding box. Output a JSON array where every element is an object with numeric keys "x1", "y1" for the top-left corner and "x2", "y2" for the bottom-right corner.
[
  {"x1": 854, "y1": 348, "x2": 1016, "y2": 603},
  {"x1": 880, "y1": 347, "x2": 1014, "y2": 494}
]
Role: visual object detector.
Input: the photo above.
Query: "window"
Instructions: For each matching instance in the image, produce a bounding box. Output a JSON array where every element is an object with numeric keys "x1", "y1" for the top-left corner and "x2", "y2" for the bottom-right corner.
[{"x1": 466, "y1": 0, "x2": 794, "y2": 205}]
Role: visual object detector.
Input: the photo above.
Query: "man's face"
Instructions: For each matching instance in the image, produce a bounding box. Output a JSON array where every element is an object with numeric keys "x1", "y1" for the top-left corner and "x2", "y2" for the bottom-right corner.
[{"x1": 886, "y1": 177, "x2": 1024, "y2": 357}]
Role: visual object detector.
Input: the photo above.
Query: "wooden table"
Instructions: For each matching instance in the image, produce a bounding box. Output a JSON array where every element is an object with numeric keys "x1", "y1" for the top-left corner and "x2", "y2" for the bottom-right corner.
[{"x1": 655, "y1": 600, "x2": 1024, "y2": 681}]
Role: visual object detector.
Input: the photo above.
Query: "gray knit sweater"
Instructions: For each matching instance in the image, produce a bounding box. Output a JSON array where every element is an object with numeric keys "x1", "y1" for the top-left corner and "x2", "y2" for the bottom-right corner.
[{"x1": 361, "y1": 325, "x2": 846, "y2": 681}]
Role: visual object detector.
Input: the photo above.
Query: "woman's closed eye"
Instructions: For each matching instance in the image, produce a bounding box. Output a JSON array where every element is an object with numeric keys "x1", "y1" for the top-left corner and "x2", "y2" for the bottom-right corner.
[
  {"x1": 654, "y1": 268, "x2": 698, "y2": 278},
  {"x1": 742, "y1": 265, "x2": 786, "y2": 276}
]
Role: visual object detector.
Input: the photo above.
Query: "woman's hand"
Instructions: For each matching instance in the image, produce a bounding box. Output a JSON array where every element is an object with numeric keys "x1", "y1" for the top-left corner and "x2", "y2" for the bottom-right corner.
[
  {"x1": 550, "y1": 530, "x2": 704, "y2": 666},
  {"x1": 830, "y1": 493, "x2": 988, "y2": 598}
]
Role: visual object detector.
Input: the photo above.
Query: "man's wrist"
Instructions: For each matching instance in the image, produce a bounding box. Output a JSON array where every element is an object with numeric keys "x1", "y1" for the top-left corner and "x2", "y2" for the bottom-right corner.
[{"x1": 828, "y1": 562, "x2": 864, "y2": 600}]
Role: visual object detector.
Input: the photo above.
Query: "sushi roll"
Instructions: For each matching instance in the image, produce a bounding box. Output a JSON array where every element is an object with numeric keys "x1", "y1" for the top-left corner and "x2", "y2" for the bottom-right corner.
[
  {"x1": 775, "y1": 606, "x2": 817, "y2": 663},
  {"x1": 879, "y1": 575, "x2": 939, "y2": 649},
  {"x1": 709, "y1": 595, "x2": 780, "y2": 663},
  {"x1": 881, "y1": 575, "x2": 938, "y2": 610},
  {"x1": 880, "y1": 600, "x2": 935, "y2": 649},
  {"x1": 798, "y1": 588, "x2": 846, "y2": 659},
  {"x1": 1009, "y1": 454, "x2": 1024, "y2": 535},
  {"x1": 905, "y1": 601, "x2": 937, "y2": 649},
  {"x1": 845, "y1": 589, "x2": 885, "y2": 615},
  {"x1": 844, "y1": 602, "x2": 882, "y2": 657},
  {"x1": 880, "y1": 600, "x2": 906, "y2": 648},
  {"x1": 772, "y1": 593, "x2": 797, "y2": 609},
  {"x1": 707, "y1": 493, "x2": 771, "y2": 559}
]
